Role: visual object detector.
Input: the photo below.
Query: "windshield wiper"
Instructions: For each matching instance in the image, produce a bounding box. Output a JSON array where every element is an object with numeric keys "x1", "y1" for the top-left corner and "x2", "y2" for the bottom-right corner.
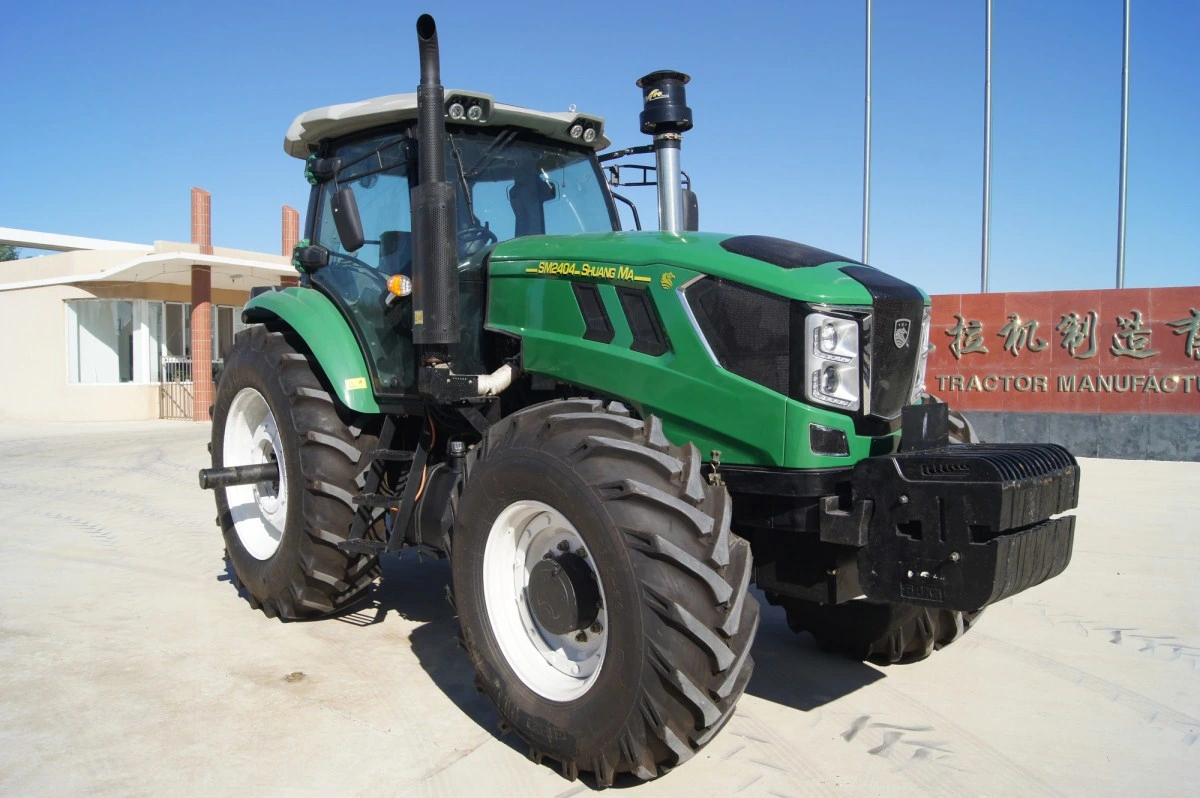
[
  {"x1": 464, "y1": 130, "x2": 518, "y2": 179},
  {"x1": 447, "y1": 133, "x2": 478, "y2": 224}
]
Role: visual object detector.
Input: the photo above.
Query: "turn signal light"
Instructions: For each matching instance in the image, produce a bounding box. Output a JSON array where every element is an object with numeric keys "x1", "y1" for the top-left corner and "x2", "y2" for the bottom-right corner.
[{"x1": 387, "y1": 274, "x2": 413, "y2": 297}]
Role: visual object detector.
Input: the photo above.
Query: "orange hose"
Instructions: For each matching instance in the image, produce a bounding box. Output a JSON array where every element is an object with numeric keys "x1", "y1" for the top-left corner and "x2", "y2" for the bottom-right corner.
[{"x1": 412, "y1": 416, "x2": 436, "y2": 502}]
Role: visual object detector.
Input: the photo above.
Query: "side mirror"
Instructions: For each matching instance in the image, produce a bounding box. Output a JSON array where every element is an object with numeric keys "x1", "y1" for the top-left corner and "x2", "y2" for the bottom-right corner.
[
  {"x1": 332, "y1": 187, "x2": 365, "y2": 252},
  {"x1": 683, "y1": 189, "x2": 699, "y2": 232}
]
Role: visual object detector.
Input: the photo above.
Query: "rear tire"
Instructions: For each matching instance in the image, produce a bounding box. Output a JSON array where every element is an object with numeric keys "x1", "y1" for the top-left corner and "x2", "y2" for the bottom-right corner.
[
  {"x1": 774, "y1": 596, "x2": 983, "y2": 664},
  {"x1": 451, "y1": 399, "x2": 759, "y2": 785},
  {"x1": 947, "y1": 406, "x2": 981, "y2": 444},
  {"x1": 212, "y1": 324, "x2": 383, "y2": 619}
]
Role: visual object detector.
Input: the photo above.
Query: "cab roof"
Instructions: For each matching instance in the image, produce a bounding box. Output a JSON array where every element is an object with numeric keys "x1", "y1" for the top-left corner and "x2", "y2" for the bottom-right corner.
[{"x1": 284, "y1": 90, "x2": 609, "y2": 158}]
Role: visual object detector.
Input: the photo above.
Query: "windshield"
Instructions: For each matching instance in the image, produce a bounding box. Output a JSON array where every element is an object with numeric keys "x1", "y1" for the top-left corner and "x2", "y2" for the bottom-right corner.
[
  {"x1": 451, "y1": 129, "x2": 617, "y2": 243},
  {"x1": 313, "y1": 127, "x2": 615, "y2": 274}
]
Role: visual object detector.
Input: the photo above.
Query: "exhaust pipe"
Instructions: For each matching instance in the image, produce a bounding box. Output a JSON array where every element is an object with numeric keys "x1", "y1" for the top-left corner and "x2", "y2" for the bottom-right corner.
[
  {"x1": 636, "y1": 70, "x2": 692, "y2": 233},
  {"x1": 411, "y1": 14, "x2": 459, "y2": 363}
]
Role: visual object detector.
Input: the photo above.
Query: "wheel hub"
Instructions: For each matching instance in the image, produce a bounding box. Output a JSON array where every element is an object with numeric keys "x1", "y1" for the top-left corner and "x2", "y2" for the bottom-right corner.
[
  {"x1": 527, "y1": 554, "x2": 600, "y2": 636},
  {"x1": 223, "y1": 387, "x2": 288, "y2": 561},
  {"x1": 250, "y1": 429, "x2": 281, "y2": 513},
  {"x1": 481, "y1": 500, "x2": 609, "y2": 701}
]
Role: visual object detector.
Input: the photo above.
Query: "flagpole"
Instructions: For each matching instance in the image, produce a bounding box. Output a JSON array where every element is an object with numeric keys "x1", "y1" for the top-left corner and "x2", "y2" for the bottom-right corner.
[
  {"x1": 1116, "y1": 0, "x2": 1130, "y2": 288},
  {"x1": 981, "y1": 0, "x2": 993, "y2": 293},
  {"x1": 861, "y1": 0, "x2": 872, "y2": 264}
]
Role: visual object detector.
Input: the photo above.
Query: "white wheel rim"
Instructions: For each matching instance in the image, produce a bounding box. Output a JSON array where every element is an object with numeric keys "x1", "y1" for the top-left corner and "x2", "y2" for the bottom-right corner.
[
  {"x1": 482, "y1": 500, "x2": 608, "y2": 701},
  {"x1": 223, "y1": 387, "x2": 288, "y2": 560}
]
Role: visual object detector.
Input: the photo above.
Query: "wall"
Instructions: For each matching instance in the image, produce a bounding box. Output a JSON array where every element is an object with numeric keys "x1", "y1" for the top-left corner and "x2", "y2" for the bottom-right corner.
[
  {"x1": 86, "y1": 281, "x2": 249, "y2": 306},
  {"x1": 928, "y1": 287, "x2": 1200, "y2": 460},
  {"x1": 0, "y1": 248, "x2": 147, "y2": 283},
  {"x1": 0, "y1": 282, "x2": 250, "y2": 422}
]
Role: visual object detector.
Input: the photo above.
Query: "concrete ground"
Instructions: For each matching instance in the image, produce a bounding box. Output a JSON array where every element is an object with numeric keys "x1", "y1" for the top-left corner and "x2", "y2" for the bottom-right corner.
[{"x1": 0, "y1": 421, "x2": 1195, "y2": 797}]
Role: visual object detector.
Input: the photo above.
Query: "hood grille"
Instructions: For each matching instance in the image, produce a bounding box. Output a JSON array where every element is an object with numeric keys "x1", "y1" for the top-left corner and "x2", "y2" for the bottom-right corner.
[{"x1": 683, "y1": 271, "x2": 924, "y2": 422}]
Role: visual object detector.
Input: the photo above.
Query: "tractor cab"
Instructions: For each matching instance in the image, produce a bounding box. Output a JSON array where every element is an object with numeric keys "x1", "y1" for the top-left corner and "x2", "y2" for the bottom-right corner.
[{"x1": 285, "y1": 94, "x2": 620, "y2": 395}]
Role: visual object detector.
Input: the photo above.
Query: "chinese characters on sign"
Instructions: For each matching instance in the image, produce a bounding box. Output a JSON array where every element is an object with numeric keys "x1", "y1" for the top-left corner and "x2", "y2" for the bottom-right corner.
[
  {"x1": 1168, "y1": 308, "x2": 1200, "y2": 361},
  {"x1": 944, "y1": 308, "x2": 1199, "y2": 362},
  {"x1": 1056, "y1": 311, "x2": 1097, "y2": 359},
  {"x1": 946, "y1": 314, "x2": 989, "y2": 359},
  {"x1": 1110, "y1": 310, "x2": 1159, "y2": 359},
  {"x1": 929, "y1": 288, "x2": 1200, "y2": 413},
  {"x1": 997, "y1": 313, "x2": 1047, "y2": 356}
]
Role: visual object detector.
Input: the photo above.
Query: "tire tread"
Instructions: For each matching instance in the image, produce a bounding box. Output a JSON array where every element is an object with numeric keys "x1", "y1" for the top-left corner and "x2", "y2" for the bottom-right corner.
[
  {"x1": 214, "y1": 323, "x2": 383, "y2": 621},
  {"x1": 455, "y1": 399, "x2": 759, "y2": 786}
]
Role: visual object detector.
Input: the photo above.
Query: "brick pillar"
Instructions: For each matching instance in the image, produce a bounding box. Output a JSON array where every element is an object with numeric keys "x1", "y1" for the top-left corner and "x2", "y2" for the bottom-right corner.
[
  {"x1": 191, "y1": 188, "x2": 214, "y2": 421},
  {"x1": 281, "y1": 204, "x2": 300, "y2": 287},
  {"x1": 191, "y1": 187, "x2": 213, "y2": 255},
  {"x1": 282, "y1": 204, "x2": 300, "y2": 255}
]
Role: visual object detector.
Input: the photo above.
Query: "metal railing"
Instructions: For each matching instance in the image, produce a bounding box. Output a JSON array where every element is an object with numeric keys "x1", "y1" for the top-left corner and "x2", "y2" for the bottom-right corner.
[{"x1": 159, "y1": 357, "x2": 224, "y2": 420}]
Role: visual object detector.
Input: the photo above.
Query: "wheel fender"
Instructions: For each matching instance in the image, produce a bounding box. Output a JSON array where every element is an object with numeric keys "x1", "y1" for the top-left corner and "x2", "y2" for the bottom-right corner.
[{"x1": 243, "y1": 287, "x2": 380, "y2": 414}]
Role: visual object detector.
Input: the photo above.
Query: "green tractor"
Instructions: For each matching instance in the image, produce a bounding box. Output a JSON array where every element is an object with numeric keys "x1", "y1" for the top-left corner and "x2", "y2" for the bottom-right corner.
[{"x1": 200, "y1": 15, "x2": 1078, "y2": 785}]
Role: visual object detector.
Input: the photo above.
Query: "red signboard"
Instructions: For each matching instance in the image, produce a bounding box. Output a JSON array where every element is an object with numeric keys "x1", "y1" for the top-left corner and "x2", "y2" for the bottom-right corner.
[{"x1": 927, "y1": 287, "x2": 1200, "y2": 415}]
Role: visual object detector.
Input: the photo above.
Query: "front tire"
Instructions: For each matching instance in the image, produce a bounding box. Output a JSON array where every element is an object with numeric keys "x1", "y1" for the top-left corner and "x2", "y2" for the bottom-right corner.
[
  {"x1": 212, "y1": 324, "x2": 383, "y2": 619},
  {"x1": 451, "y1": 400, "x2": 759, "y2": 785}
]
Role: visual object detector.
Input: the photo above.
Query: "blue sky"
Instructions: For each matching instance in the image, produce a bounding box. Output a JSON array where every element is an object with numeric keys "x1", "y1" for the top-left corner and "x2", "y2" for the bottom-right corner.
[{"x1": 2, "y1": 0, "x2": 1196, "y2": 294}]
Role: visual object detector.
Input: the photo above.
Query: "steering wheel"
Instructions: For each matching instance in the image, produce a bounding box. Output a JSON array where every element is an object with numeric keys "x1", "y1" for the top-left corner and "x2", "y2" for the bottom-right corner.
[
  {"x1": 457, "y1": 225, "x2": 499, "y2": 256},
  {"x1": 316, "y1": 250, "x2": 391, "y2": 307},
  {"x1": 327, "y1": 250, "x2": 375, "y2": 270}
]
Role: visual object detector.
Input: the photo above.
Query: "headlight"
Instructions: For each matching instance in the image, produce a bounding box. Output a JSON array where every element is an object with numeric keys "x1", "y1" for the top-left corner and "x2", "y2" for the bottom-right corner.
[
  {"x1": 804, "y1": 313, "x2": 861, "y2": 411},
  {"x1": 819, "y1": 323, "x2": 839, "y2": 352},
  {"x1": 909, "y1": 306, "x2": 932, "y2": 404}
]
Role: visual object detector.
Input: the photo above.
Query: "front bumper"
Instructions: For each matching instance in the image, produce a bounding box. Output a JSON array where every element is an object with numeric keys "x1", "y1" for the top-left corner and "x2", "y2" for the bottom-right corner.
[{"x1": 845, "y1": 441, "x2": 1078, "y2": 611}]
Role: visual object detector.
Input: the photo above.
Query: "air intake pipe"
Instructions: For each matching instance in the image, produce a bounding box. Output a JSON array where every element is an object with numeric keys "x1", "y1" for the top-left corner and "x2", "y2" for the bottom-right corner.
[
  {"x1": 636, "y1": 70, "x2": 692, "y2": 233},
  {"x1": 411, "y1": 14, "x2": 459, "y2": 363}
]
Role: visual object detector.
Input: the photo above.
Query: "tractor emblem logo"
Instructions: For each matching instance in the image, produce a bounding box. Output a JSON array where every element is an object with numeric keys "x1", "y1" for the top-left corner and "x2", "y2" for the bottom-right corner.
[
  {"x1": 646, "y1": 89, "x2": 666, "y2": 101},
  {"x1": 894, "y1": 319, "x2": 911, "y2": 349},
  {"x1": 660, "y1": 272, "x2": 676, "y2": 290}
]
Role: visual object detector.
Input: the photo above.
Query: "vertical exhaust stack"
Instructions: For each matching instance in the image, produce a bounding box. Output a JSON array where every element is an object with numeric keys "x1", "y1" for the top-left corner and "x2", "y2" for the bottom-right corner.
[
  {"x1": 636, "y1": 71, "x2": 692, "y2": 233},
  {"x1": 411, "y1": 14, "x2": 459, "y2": 364}
]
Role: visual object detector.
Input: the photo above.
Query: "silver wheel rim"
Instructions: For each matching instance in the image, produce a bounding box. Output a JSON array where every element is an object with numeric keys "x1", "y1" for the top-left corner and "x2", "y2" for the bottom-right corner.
[
  {"x1": 223, "y1": 387, "x2": 288, "y2": 560},
  {"x1": 482, "y1": 500, "x2": 608, "y2": 701}
]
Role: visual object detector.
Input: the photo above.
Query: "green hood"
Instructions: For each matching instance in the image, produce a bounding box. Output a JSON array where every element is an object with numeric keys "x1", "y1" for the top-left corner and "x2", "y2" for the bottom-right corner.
[{"x1": 489, "y1": 231, "x2": 920, "y2": 306}]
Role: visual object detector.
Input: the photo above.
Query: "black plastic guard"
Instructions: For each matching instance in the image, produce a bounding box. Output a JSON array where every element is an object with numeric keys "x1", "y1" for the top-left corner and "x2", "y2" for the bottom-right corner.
[{"x1": 855, "y1": 443, "x2": 1078, "y2": 611}]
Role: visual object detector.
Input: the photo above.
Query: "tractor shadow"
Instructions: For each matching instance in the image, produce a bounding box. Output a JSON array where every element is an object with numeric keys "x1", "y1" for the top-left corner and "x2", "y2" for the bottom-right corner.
[
  {"x1": 744, "y1": 587, "x2": 885, "y2": 711},
  {"x1": 220, "y1": 552, "x2": 514, "y2": 754},
  {"x1": 331, "y1": 554, "x2": 885, "y2": 788},
  {"x1": 336, "y1": 553, "x2": 524, "y2": 758}
]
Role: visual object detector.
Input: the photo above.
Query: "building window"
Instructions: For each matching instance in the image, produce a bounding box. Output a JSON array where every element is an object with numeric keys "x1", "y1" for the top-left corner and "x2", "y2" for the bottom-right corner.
[
  {"x1": 67, "y1": 300, "x2": 136, "y2": 383},
  {"x1": 66, "y1": 299, "x2": 243, "y2": 385},
  {"x1": 214, "y1": 305, "x2": 244, "y2": 362},
  {"x1": 164, "y1": 302, "x2": 190, "y2": 358}
]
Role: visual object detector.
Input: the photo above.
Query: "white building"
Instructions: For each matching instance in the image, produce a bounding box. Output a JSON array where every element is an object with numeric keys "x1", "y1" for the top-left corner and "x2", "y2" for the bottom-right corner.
[{"x1": 0, "y1": 218, "x2": 296, "y2": 422}]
